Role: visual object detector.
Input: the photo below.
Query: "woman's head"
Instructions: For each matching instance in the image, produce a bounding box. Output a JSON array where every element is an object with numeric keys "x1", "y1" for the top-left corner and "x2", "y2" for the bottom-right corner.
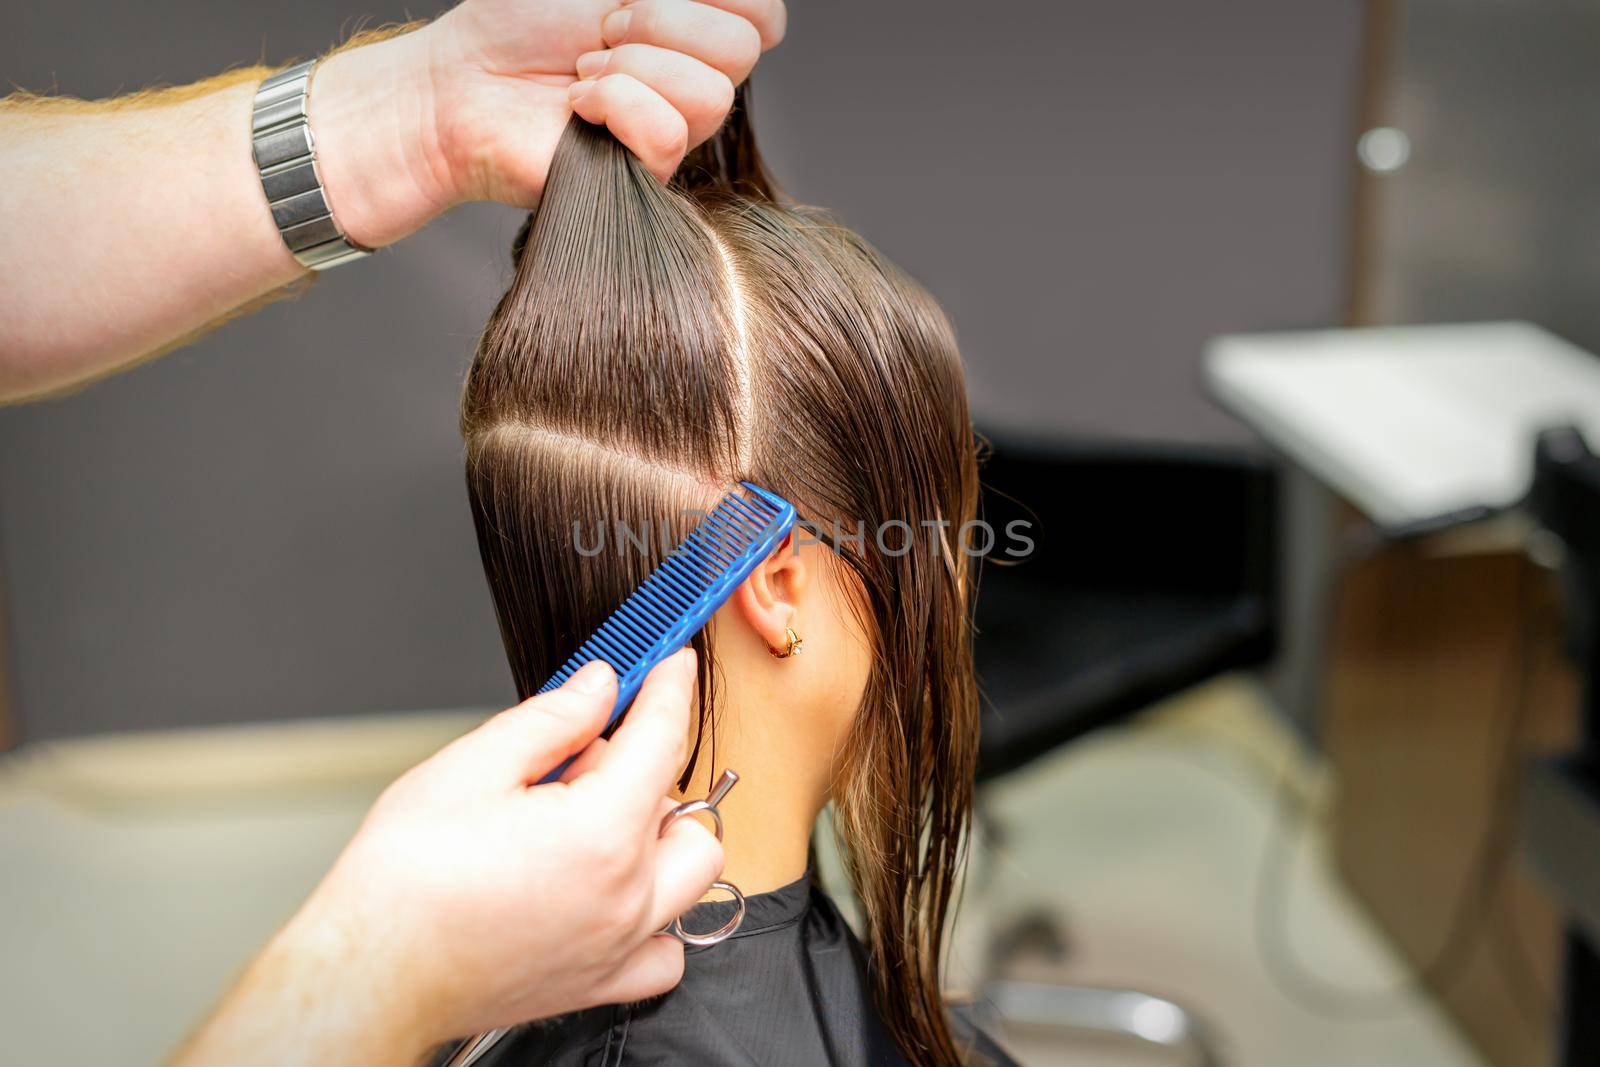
[{"x1": 462, "y1": 96, "x2": 979, "y2": 1063}]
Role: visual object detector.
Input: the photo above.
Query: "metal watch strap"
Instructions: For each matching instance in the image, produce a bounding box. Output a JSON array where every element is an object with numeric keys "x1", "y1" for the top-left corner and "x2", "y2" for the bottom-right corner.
[{"x1": 251, "y1": 60, "x2": 371, "y2": 271}]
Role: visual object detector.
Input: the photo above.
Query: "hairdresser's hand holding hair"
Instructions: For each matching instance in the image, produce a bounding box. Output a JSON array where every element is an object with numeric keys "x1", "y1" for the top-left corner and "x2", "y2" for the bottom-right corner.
[
  {"x1": 169, "y1": 651, "x2": 721, "y2": 1067},
  {"x1": 321, "y1": 0, "x2": 788, "y2": 240},
  {"x1": 0, "y1": 0, "x2": 785, "y2": 400}
]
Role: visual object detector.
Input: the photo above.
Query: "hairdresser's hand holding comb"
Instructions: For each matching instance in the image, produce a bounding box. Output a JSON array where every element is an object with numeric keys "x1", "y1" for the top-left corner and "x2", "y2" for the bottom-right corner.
[{"x1": 169, "y1": 650, "x2": 720, "y2": 1067}]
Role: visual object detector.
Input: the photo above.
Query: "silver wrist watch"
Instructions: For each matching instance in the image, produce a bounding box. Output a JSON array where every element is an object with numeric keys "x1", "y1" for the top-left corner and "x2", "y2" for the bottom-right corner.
[{"x1": 251, "y1": 60, "x2": 372, "y2": 271}]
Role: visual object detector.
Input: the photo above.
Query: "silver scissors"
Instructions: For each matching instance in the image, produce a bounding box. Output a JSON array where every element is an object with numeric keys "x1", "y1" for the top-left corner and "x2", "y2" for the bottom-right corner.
[
  {"x1": 659, "y1": 768, "x2": 746, "y2": 945},
  {"x1": 443, "y1": 769, "x2": 746, "y2": 1067}
]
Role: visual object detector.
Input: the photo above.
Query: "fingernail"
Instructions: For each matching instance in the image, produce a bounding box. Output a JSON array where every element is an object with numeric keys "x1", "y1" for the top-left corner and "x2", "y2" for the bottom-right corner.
[
  {"x1": 602, "y1": 8, "x2": 632, "y2": 42},
  {"x1": 678, "y1": 647, "x2": 698, "y2": 677},
  {"x1": 576, "y1": 50, "x2": 611, "y2": 79},
  {"x1": 568, "y1": 660, "x2": 615, "y2": 693},
  {"x1": 568, "y1": 79, "x2": 597, "y2": 105}
]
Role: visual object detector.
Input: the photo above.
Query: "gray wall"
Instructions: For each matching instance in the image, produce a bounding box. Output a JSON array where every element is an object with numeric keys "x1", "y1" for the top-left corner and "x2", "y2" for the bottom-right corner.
[
  {"x1": 1, "y1": 1, "x2": 1361, "y2": 740},
  {"x1": 1368, "y1": 0, "x2": 1600, "y2": 352}
]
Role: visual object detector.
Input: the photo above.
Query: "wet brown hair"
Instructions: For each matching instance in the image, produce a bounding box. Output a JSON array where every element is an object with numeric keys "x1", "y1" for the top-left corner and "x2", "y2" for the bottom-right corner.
[{"x1": 462, "y1": 89, "x2": 981, "y2": 1064}]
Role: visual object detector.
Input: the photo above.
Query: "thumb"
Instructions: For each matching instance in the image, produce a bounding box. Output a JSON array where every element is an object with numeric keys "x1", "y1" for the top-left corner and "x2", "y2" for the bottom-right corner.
[{"x1": 467, "y1": 661, "x2": 619, "y2": 786}]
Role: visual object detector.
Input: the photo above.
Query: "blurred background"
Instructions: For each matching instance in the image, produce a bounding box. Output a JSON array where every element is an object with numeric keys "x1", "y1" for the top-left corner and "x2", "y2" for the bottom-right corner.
[{"x1": 5, "y1": 1, "x2": 1600, "y2": 1064}]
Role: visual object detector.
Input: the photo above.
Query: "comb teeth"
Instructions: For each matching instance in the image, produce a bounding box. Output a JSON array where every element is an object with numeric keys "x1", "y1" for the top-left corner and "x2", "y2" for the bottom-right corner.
[{"x1": 535, "y1": 484, "x2": 796, "y2": 781}]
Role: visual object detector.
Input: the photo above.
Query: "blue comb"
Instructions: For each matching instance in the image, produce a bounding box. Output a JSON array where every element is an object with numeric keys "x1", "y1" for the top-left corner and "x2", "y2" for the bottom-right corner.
[{"x1": 536, "y1": 482, "x2": 796, "y2": 784}]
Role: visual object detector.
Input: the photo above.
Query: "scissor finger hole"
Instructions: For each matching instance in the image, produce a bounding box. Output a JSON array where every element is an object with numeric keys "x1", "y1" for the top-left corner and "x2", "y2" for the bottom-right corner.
[
  {"x1": 672, "y1": 881, "x2": 746, "y2": 947},
  {"x1": 660, "y1": 799, "x2": 724, "y2": 842}
]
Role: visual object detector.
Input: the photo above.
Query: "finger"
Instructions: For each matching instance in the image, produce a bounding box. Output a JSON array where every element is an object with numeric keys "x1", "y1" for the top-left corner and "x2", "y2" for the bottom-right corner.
[
  {"x1": 558, "y1": 735, "x2": 610, "y2": 783},
  {"x1": 463, "y1": 661, "x2": 617, "y2": 785},
  {"x1": 647, "y1": 813, "x2": 724, "y2": 932},
  {"x1": 602, "y1": 0, "x2": 763, "y2": 84},
  {"x1": 575, "y1": 45, "x2": 734, "y2": 149},
  {"x1": 568, "y1": 74, "x2": 689, "y2": 182},
  {"x1": 584, "y1": 648, "x2": 697, "y2": 819},
  {"x1": 692, "y1": 0, "x2": 787, "y2": 51},
  {"x1": 592, "y1": 934, "x2": 686, "y2": 1005}
]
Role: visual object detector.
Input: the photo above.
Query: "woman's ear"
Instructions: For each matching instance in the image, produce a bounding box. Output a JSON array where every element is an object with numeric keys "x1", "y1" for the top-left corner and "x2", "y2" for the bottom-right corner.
[{"x1": 731, "y1": 532, "x2": 810, "y2": 654}]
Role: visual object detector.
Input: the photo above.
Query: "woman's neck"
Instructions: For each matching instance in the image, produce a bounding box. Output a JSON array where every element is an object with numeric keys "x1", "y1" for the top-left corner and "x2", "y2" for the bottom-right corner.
[{"x1": 674, "y1": 717, "x2": 830, "y2": 896}]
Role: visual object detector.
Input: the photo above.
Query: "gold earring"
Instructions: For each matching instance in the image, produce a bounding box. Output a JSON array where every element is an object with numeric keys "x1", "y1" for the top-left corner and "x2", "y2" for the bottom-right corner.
[{"x1": 769, "y1": 627, "x2": 803, "y2": 659}]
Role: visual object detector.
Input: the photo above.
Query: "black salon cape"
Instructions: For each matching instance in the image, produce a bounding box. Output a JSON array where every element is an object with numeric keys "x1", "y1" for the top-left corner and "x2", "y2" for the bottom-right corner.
[{"x1": 451, "y1": 873, "x2": 1017, "y2": 1066}]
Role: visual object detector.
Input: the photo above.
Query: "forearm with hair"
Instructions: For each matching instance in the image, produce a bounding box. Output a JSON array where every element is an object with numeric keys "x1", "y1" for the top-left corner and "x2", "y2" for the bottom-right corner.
[
  {"x1": 0, "y1": 21, "x2": 433, "y2": 403},
  {"x1": 0, "y1": 69, "x2": 312, "y2": 401},
  {"x1": 165, "y1": 897, "x2": 435, "y2": 1067}
]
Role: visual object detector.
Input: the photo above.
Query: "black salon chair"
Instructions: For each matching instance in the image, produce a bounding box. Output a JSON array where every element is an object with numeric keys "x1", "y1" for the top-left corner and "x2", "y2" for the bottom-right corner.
[
  {"x1": 1521, "y1": 427, "x2": 1600, "y2": 1067},
  {"x1": 969, "y1": 434, "x2": 1278, "y2": 1064}
]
